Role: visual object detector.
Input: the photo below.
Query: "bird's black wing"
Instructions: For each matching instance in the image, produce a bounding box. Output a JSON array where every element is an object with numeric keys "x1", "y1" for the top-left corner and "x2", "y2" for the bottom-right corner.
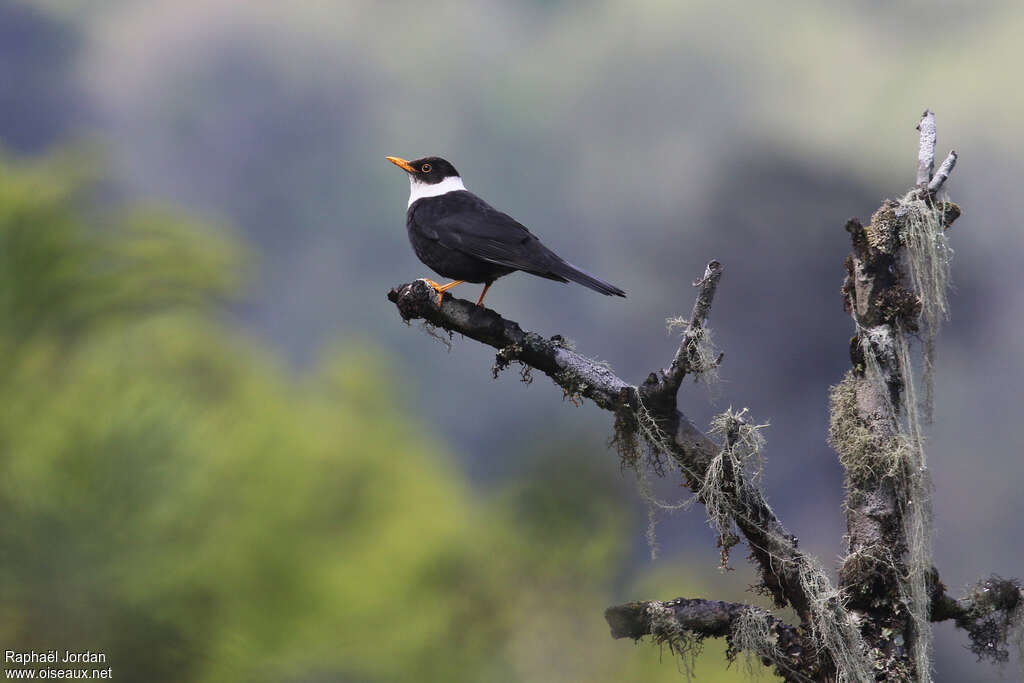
[
  {"x1": 411, "y1": 191, "x2": 626, "y2": 296},
  {"x1": 412, "y1": 191, "x2": 559, "y2": 274}
]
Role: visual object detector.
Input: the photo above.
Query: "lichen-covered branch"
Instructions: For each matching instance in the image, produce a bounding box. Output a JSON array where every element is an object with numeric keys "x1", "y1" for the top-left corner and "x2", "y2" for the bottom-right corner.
[
  {"x1": 605, "y1": 598, "x2": 813, "y2": 681},
  {"x1": 929, "y1": 573, "x2": 1023, "y2": 664},
  {"x1": 605, "y1": 597, "x2": 757, "y2": 640},
  {"x1": 388, "y1": 279, "x2": 630, "y2": 409},
  {"x1": 387, "y1": 276, "x2": 812, "y2": 621},
  {"x1": 659, "y1": 259, "x2": 723, "y2": 396},
  {"x1": 834, "y1": 111, "x2": 961, "y2": 682}
]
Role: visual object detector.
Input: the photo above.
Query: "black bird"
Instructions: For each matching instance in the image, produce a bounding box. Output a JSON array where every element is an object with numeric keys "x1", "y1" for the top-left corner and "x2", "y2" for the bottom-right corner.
[{"x1": 387, "y1": 155, "x2": 626, "y2": 307}]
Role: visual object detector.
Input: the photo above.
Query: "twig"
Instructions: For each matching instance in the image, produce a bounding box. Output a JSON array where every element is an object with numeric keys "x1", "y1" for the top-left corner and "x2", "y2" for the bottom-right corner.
[
  {"x1": 916, "y1": 110, "x2": 937, "y2": 186},
  {"x1": 929, "y1": 571, "x2": 1022, "y2": 664},
  {"x1": 661, "y1": 259, "x2": 723, "y2": 395},
  {"x1": 927, "y1": 150, "x2": 958, "y2": 193}
]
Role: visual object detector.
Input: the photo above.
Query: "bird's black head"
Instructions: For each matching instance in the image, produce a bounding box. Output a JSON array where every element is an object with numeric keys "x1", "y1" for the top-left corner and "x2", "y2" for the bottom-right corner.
[{"x1": 386, "y1": 156, "x2": 460, "y2": 185}]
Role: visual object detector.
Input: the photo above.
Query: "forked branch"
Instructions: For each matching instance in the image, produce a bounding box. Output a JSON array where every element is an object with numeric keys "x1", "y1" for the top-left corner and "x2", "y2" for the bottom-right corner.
[{"x1": 387, "y1": 265, "x2": 813, "y2": 620}]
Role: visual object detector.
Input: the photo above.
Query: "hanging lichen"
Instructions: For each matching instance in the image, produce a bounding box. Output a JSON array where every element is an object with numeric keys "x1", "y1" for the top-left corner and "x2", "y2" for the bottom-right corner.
[
  {"x1": 729, "y1": 607, "x2": 783, "y2": 679},
  {"x1": 667, "y1": 315, "x2": 722, "y2": 392},
  {"x1": 843, "y1": 317, "x2": 935, "y2": 683},
  {"x1": 703, "y1": 408, "x2": 768, "y2": 569},
  {"x1": 958, "y1": 576, "x2": 1024, "y2": 666},
  {"x1": 612, "y1": 390, "x2": 877, "y2": 680},
  {"x1": 612, "y1": 391, "x2": 694, "y2": 559},
  {"x1": 896, "y1": 191, "x2": 955, "y2": 421},
  {"x1": 646, "y1": 600, "x2": 705, "y2": 681},
  {"x1": 797, "y1": 558, "x2": 875, "y2": 683}
]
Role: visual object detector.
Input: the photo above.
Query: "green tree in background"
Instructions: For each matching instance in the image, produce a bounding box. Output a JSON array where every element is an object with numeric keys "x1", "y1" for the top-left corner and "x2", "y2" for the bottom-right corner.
[{"x1": 0, "y1": 151, "x2": 759, "y2": 682}]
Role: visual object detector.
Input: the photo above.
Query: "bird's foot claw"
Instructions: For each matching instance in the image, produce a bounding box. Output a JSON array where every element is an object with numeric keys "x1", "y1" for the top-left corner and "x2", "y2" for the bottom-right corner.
[
  {"x1": 420, "y1": 279, "x2": 465, "y2": 308},
  {"x1": 421, "y1": 279, "x2": 444, "y2": 307}
]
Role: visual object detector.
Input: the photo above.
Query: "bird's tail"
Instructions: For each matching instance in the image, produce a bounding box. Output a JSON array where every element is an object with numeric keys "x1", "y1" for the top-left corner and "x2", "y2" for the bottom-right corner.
[{"x1": 550, "y1": 259, "x2": 626, "y2": 297}]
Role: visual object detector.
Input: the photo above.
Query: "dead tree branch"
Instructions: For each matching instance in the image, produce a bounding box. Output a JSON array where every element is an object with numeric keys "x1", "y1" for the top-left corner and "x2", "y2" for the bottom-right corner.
[
  {"x1": 660, "y1": 259, "x2": 723, "y2": 395},
  {"x1": 605, "y1": 598, "x2": 758, "y2": 640},
  {"x1": 929, "y1": 572, "x2": 1023, "y2": 664},
  {"x1": 916, "y1": 109, "x2": 937, "y2": 187},
  {"x1": 605, "y1": 597, "x2": 813, "y2": 680},
  {"x1": 834, "y1": 110, "x2": 966, "y2": 681},
  {"x1": 928, "y1": 150, "x2": 958, "y2": 193},
  {"x1": 388, "y1": 266, "x2": 813, "y2": 622},
  {"x1": 388, "y1": 279, "x2": 629, "y2": 409}
]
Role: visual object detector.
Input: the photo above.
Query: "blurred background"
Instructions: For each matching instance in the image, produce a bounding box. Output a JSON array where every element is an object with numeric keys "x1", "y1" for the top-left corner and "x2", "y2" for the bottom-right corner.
[{"x1": 1, "y1": 0, "x2": 1021, "y2": 680}]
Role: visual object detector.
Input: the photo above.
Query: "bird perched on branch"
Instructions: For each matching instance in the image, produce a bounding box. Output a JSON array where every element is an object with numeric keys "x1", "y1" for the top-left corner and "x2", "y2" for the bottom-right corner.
[{"x1": 386, "y1": 155, "x2": 626, "y2": 307}]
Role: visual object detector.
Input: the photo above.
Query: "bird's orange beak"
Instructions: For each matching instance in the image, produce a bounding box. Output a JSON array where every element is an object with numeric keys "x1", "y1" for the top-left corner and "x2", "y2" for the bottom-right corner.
[{"x1": 386, "y1": 156, "x2": 416, "y2": 173}]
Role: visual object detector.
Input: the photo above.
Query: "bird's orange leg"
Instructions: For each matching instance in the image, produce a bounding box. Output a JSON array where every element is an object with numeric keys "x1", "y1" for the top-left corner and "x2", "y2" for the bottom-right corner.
[
  {"x1": 476, "y1": 282, "x2": 492, "y2": 307},
  {"x1": 423, "y1": 279, "x2": 465, "y2": 307}
]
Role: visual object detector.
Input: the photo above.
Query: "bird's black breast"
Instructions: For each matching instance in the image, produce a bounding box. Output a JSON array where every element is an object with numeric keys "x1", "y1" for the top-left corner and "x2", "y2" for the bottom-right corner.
[{"x1": 406, "y1": 191, "x2": 519, "y2": 283}]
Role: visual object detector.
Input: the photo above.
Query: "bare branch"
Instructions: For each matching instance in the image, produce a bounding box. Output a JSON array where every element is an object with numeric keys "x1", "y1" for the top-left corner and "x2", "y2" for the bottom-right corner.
[
  {"x1": 916, "y1": 109, "x2": 937, "y2": 186},
  {"x1": 927, "y1": 150, "x2": 958, "y2": 193},
  {"x1": 661, "y1": 259, "x2": 723, "y2": 395}
]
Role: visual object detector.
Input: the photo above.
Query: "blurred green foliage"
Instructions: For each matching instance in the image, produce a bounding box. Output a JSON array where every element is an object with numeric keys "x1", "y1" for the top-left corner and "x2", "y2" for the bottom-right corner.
[{"x1": 0, "y1": 152, "x2": 768, "y2": 681}]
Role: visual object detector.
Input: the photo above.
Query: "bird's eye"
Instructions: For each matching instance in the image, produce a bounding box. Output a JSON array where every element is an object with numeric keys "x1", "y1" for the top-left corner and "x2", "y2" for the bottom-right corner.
[{"x1": 421, "y1": 163, "x2": 432, "y2": 173}]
